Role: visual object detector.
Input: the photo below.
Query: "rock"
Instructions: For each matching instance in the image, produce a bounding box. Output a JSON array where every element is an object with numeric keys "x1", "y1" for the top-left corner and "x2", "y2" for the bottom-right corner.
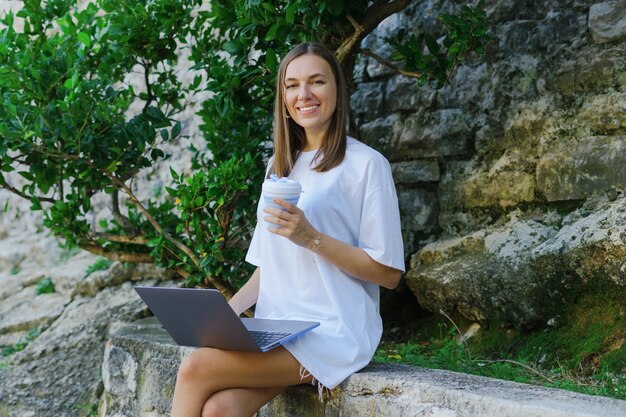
[
  {"x1": 398, "y1": 109, "x2": 472, "y2": 159},
  {"x1": 537, "y1": 136, "x2": 626, "y2": 202},
  {"x1": 391, "y1": 161, "x2": 440, "y2": 184},
  {"x1": 100, "y1": 318, "x2": 189, "y2": 417},
  {"x1": 385, "y1": 74, "x2": 436, "y2": 112},
  {"x1": 461, "y1": 171, "x2": 535, "y2": 208},
  {"x1": 0, "y1": 287, "x2": 69, "y2": 335},
  {"x1": 357, "y1": 114, "x2": 403, "y2": 160},
  {"x1": 440, "y1": 151, "x2": 537, "y2": 210},
  {"x1": 435, "y1": 63, "x2": 493, "y2": 110},
  {"x1": 497, "y1": 13, "x2": 585, "y2": 55},
  {"x1": 0, "y1": 278, "x2": 171, "y2": 416},
  {"x1": 416, "y1": 231, "x2": 487, "y2": 266},
  {"x1": 588, "y1": 0, "x2": 626, "y2": 44},
  {"x1": 0, "y1": 232, "x2": 61, "y2": 276},
  {"x1": 548, "y1": 48, "x2": 622, "y2": 95},
  {"x1": 406, "y1": 197, "x2": 626, "y2": 326},
  {"x1": 350, "y1": 81, "x2": 385, "y2": 119},
  {"x1": 102, "y1": 320, "x2": 626, "y2": 417},
  {"x1": 398, "y1": 189, "x2": 439, "y2": 233},
  {"x1": 578, "y1": 93, "x2": 626, "y2": 134}
]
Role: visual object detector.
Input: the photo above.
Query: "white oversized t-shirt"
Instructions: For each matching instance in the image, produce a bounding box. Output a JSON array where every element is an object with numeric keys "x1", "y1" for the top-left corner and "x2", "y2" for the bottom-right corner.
[{"x1": 245, "y1": 137, "x2": 405, "y2": 389}]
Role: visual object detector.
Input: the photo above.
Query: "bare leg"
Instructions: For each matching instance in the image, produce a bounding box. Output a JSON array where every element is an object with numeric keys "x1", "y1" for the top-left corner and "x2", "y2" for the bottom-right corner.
[
  {"x1": 170, "y1": 346, "x2": 312, "y2": 417},
  {"x1": 201, "y1": 386, "x2": 287, "y2": 417}
]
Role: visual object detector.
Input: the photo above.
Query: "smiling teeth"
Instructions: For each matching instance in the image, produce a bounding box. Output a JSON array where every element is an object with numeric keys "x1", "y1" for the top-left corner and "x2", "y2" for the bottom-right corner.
[{"x1": 299, "y1": 105, "x2": 318, "y2": 111}]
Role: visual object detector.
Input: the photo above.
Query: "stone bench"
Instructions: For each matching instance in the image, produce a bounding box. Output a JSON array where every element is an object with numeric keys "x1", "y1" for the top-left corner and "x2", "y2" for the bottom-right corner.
[{"x1": 100, "y1": 317, "x2": 626, "y2": 417}]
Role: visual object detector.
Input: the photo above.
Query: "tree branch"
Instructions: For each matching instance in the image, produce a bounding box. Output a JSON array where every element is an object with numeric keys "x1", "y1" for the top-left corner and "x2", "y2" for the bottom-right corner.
[
  {"x1": 103, "y1": 171, "x2": 234, "y2": 298},
  {"x1": 141, "y1": 60, "x2": 155, "y2": 113},
  {"x1": 91, "y1": 233, "x2": 149, "y2": 245},
  {"x1": 0, "y1": 174, "x2": 56, "y2": 204},
  {"x1": 111, "y1": 190, "x2": 137, "y2": 233},
  {"x1": 79, "y1": 243, "x2": 153, "y2": 263},
  {"x1": 335, "y1": 0, "x2": 413, "y2": 92},
  {"x1": 359, "y1": 48, "x2": 423, "y2": 78}
]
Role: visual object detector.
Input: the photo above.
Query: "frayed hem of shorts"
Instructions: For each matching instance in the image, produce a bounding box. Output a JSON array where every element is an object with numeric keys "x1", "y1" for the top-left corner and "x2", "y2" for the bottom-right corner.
[{"x1": 299, "y1": 364, "x2": 328, "y2": 402}]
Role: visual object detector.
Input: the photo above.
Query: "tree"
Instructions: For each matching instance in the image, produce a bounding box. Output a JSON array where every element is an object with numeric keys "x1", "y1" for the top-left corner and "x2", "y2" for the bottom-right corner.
[{"x1": 0, "y1": 0, "x2": 489, "y2": 298}]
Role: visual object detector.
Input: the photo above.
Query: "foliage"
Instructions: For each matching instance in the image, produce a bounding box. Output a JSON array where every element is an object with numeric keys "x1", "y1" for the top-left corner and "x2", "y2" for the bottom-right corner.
[
  {"x1": 376, "y1": 289, "x2": 626, "y2": 400},
  {"x1": 84, "y1": 257, "x2": 113, "y2": 278},
  {"x1": 0, "y1": 0, "x2": 490, "y2": 295},
  {"x1": 387, "y1": 0, "x2": 489, "y2": 87},
  {"x1": 35, "y1": 277, "x2": 56, "y2": 294}
]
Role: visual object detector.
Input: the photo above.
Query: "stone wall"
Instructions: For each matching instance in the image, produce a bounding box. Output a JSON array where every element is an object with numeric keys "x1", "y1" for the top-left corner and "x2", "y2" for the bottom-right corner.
[{"x1": 351, "y1": 0, "x2": 626, "y2": 325}]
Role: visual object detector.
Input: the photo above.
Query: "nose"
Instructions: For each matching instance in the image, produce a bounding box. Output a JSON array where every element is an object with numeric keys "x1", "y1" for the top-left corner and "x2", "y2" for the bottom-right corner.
[{"x1": 297, "y1": 84, "x2": 312, "y2": 101}]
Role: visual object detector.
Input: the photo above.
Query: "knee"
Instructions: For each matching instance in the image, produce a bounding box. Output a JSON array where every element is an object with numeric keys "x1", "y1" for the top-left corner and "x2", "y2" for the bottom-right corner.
[
  {"x1": 201, "y1": 393, "x2": 239, "y2": 417},
  {"x1": 176, "y1": 349, "x2": 213, "y2": 384}
]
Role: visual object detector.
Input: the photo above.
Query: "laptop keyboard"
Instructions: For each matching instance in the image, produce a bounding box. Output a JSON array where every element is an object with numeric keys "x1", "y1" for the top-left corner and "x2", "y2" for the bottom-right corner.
[{"x1": 249, "y1": 331, "x2": 291, "y2": 347}]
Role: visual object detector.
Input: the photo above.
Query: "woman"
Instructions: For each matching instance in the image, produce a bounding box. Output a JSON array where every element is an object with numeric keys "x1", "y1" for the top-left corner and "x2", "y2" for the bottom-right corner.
[{"x1": 171, "y1": 42, "x2": 405, "y2": 417}]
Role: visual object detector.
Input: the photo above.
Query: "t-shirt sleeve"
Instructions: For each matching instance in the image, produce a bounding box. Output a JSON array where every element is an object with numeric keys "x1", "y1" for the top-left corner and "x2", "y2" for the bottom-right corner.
[
  {"x1": 358, "y1": 154, "x2": 406, "y2": 272},
  {"x1": 245, "y1": 159, "x2": 274, "y2": 267},
  {"x1": 245, "y1": 217, "x2": 262, "y2": 267}
]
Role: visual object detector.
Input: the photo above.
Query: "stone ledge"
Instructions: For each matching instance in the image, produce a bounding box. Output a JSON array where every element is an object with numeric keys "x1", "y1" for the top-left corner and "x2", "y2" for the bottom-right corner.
[{"x1": 101, "y1": 318, "x2": 626, "y2": 417}]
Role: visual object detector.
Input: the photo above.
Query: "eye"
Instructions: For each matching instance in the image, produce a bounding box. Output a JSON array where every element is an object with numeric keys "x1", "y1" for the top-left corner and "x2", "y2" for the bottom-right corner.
[
  {"x1": 311, "y1": 79, "x2": 325, "y2": 85},
  {"x1": 285, "y1": 83, "x2": 297, "y2": 89}
]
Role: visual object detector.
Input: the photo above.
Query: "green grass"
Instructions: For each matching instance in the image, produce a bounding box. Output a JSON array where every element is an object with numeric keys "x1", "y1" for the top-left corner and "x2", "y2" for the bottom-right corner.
[
  {"x1": 73, "y1": 402, "x2": 99, "y2": 417},
  {"x1": 84, "y1": 258, "x2": 114, "y2": 278},
  {"x1": 35, "y1": 277, "x2": 55, "y2": 295},
  {"x1": 377, "y1": 289, "x2": 626, "y2": 400},
  {"x1": 0, "y1": 328, "x2": 42, "y2": 357}
]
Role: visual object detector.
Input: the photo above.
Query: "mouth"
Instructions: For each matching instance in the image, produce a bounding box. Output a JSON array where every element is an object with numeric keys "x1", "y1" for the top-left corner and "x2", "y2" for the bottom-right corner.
[{"x1": 297, "y1": 105, "x2": 319, "y2": 114}]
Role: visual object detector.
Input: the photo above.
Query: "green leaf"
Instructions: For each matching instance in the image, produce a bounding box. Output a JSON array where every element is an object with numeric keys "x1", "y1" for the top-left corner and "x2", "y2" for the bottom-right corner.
[
  {"x1": 265, "y1": 48, "x2": 277, "y2": 73},
  {"x1": 223, "y1": 40, "x2": 243, "y2": 54},
  {"x1": 261, "y1": 2, "x2": 276, "y2": 13},
  {"x1": 147, "y1": 237, "x2": 162, "y2": 248},
  {"x1": 264, "y1": 22, "x2": 281, "y2": 41},
  {"x1": 424, "y1": 34, "x2": 440, "y2": 54},
  {"x1": 77, "y1": 32, "x2": 91, "y2": 47},
  {"x1": 171, "y1": 121, "x2": 182, "y2": 139},
  {"x1": 286, "y1": 3, "x2": 297, "y2": 24},
  {"x1": 169, "y1": 166, "x2": 179, "y2": 181}
]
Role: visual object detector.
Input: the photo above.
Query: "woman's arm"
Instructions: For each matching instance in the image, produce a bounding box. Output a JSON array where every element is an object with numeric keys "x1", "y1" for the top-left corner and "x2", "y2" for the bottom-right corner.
[
  {"x1": 264, "y1": 201, "x2": 402, "y2": 289},
  {"x1": 228, "y1": 267, "x2": 260, "y2": 316}
]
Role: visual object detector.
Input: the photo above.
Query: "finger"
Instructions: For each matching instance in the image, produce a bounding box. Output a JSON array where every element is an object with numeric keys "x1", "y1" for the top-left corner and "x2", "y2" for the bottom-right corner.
[
  {"x1": 266, "y1": 225, "x2": 284, "y2": 235},
  {"x1": 263, "y1": 215, "x2": 285, "y2": 226},
  {"x1": 273, "y1": 198, "x2": 298, "y2": 213}
]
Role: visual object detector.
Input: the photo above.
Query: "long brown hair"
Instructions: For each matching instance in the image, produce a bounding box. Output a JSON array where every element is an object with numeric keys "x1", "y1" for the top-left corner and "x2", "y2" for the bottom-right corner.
[{"x1": 270, "y1": 42, "x2": 348, "y2": 177}]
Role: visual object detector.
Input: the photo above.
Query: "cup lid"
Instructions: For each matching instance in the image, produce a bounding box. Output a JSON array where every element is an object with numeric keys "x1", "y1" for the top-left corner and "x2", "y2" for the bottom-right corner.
[{"x1": 262, "y1": 180, "x2": 302, "y2": 194}]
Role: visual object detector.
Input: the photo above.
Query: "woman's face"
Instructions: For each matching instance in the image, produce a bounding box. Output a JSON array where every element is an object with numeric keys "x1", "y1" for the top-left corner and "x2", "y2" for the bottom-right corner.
[{"x1": 283, "y1": 54, "x2": 337, "y2": 141}]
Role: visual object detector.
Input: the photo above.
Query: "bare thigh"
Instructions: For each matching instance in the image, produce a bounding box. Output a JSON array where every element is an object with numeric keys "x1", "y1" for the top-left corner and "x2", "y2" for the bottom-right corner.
[
  {"x1": 183, "y1": 345, "x2": 311, "y2": 389},
  {"x1": 201, "y1": 386, "x2": 286, "y2": 417}
]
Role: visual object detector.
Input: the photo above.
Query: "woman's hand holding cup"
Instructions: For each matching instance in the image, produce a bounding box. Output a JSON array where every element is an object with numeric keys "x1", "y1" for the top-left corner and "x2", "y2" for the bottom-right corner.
[{"x1": 263, "y1": 199, "x2": 320, "y2": 249}]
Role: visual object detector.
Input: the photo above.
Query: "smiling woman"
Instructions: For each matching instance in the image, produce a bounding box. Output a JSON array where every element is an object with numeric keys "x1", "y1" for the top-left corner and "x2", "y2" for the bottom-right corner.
[{"x1": 170, "y1": 42, "x2": 405, "y2": 417}]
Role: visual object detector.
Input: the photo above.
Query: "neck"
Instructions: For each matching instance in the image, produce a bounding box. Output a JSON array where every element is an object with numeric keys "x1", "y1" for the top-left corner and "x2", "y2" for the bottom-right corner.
[{"x1": 303, "y1": 130, "x2": 325, "y2": 151}]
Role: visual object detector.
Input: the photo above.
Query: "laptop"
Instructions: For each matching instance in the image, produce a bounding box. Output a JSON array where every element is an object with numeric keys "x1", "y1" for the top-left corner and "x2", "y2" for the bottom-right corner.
[{"x1": 134, "y1": 286, "x2": 319, "y2": 352}]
